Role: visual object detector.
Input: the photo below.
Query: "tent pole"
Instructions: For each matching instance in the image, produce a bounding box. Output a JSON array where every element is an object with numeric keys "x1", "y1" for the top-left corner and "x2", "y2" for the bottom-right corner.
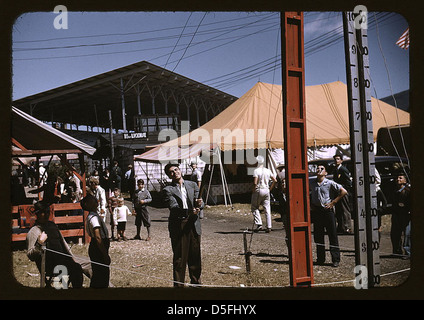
[
  {"x1": 220, "y1": 164, "x2": 227, "y2": 207},
  {"x1": 217, "y1": 151, "x2": 227, "y2": 207},
  {"x1": 138, "y1": 161, "x2": 158, "y2": 192},
  {"x1": 205, "y1": 164, "x2": 214, "y2": 205},
  {"x1": 220, "y1": 151, "x2": 232, "y2": 207},
  {"x1": 220, "y1": 156, "x2": 233, "y2": 208},
  {"x1": 223, "y1": 170, "x2": 232, "y2": 208}
]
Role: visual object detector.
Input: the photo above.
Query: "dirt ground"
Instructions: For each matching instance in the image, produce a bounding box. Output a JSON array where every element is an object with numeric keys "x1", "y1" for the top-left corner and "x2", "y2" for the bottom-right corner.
[{"x1": 12, "y1": 201, "x2": 410, "y2": 291}]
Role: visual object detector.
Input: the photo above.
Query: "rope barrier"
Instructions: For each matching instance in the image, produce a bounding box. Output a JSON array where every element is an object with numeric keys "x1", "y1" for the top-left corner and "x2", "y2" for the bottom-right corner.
[
  {"x1": 43, "y1": 247, "x2": 187, "y2": 287},
  {"x1": 40, "y1": 236, "x2": 410, "y2": 289},
  {"x1": 245, "y1": 227, "x2": 411, "y2": 259},
  {"x1": 40, "y1": 210, "x2": 411, "y2": 289}
]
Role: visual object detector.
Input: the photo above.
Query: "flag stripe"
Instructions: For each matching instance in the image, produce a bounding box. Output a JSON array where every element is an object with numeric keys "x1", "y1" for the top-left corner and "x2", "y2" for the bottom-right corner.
[{"x1": 396, "y1": 27, "x2": 409, "y2": 49}]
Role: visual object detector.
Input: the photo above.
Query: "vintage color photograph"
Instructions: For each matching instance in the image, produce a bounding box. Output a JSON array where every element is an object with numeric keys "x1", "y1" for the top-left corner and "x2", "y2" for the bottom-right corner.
[{"x1": 9, "y1": 8, "x2": 412, "y2": 295}]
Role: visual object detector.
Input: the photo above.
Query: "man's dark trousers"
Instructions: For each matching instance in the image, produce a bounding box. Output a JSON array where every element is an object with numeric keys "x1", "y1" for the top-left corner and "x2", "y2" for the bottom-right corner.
[
  {"x1": 170, "y1": 217, "x2": 201, "y2": 287},
  {"x1": 312, "y1": 206, "x2": 340, "y2": 263}
]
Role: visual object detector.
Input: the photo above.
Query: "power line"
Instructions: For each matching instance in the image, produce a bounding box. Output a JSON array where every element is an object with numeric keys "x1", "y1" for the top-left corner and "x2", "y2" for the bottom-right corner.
[
  {"x1": 14, "y1": 12, "x2": 277, "y2": 44},
  {"x1": 169, "y1": 12, "x2": 208, "y2": 73},
  {"x1": 159, "y1": 22, "x2": 278, "y2": 73},
  {"x1": 13, "y1": 14, "x2": 277, "y2": 52},
  {"x1": 13, "y1": 12, "x2": 346, "y2": 60},
  {"x1": 369, "y1": 12, "x2": 410, "y2": 177},
  {"x1": 219, "y1": 23, "x2": 399, "y2": 94},
  {"x1": 13, "y1": 12, "x2": 395, "y2": 58},
  {"x1": 13, "y1": 32, "x2": 274, "y2": 61},
  {"x1": 13, "y1": 11, "x2": 405, "y2": 99},
  {"x1": 163, "y1": 12, "x2": 193, "y2": 70},
  {"x1": 14, "y1": 15, "x2": 279, "y2": 67},
  {"x1": 205, "y1": 12, "x2": 399, "y2": 91}
]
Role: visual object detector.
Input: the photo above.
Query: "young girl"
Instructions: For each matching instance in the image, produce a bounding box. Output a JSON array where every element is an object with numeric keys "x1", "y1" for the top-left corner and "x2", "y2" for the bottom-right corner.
[
  {"x1": 113, "y1": 197, "x2": 131, "y2": 241},
  {"x1": 108, "y1": 188, "x2": 121, "y2": 241}
]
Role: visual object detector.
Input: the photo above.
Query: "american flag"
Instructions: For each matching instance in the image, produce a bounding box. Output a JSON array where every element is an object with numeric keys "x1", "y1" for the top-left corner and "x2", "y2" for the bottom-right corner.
[{"x1": 396, "y1": 27, "x2": 410, "y2": 49}]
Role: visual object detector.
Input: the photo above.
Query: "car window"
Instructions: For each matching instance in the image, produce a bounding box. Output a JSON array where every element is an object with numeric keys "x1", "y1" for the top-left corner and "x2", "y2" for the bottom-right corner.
[
  {"x1": 376, "y1": 161, "x2": 409, "y2": 176},
  {"x1": 376, "y1": 162, "x2": 391, "y2": 175}
]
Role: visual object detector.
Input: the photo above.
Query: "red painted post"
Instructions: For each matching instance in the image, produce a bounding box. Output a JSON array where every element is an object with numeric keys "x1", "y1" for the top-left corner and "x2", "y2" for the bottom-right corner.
[{"x1": 281, "y1": 12, "x2": 314, "y2": 287}]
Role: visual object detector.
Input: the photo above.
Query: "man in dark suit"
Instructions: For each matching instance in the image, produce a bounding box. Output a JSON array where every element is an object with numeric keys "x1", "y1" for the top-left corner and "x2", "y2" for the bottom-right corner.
[
  {"x1": 333, "y1": 154, "x2": 353, "y2": 234},
  {"x1": 110, "y1": 160, "x2": 122, "y2": 190},
  {"x1": 162, "y1": 163, "x2": 204, "y2": 287},
  {"x1": 389, "y1": 173, "x2": 411, "y2": 256}
]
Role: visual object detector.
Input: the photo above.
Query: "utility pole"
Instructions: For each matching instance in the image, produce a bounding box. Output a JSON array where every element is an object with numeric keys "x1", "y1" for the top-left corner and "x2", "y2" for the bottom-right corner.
[
  {"x1": 343, "y1": 9, "x2": 380, "y2": 288},
  {"x1": 109, "y1": 110, "x2": 115, "y2": 162},
  {"x1": 94, "y1": 104, "x2": 99, "y2": 129},
  {"x1": 121, "y1": 78, "x2": 127, "y2": 133},
  {"x1": 281, "y1": 11, "x2": 314, "y2": 287}
]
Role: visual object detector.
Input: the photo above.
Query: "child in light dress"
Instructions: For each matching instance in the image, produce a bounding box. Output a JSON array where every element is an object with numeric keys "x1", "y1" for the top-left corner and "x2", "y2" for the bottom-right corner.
[
  {"x1": 113, "y1": 197, "x2": 132, "y2": 241},
  {"x1": 108, "y1": 188, "x2": 121, "y2": 241}
]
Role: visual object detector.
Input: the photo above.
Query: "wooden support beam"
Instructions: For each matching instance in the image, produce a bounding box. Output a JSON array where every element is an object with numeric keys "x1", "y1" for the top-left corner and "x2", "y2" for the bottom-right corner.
[
  {"x1": 11, "y1": 138, "x2": 28, "y2": 151},
  {"x1": 281, "y1": 12, "x2": 314, "y2": 287},
  {"x1": 12, "y1": 149, "x2": 82, "y2": 156}
]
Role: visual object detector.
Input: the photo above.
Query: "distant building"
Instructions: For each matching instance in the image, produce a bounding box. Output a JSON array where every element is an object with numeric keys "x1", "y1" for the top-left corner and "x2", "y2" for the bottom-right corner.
[{"x1": 13, "y1": 60, "x2": 237, "y2": 174}]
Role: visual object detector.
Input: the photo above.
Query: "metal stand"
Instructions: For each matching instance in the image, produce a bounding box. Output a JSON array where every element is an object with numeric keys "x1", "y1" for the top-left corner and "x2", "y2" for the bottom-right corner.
[
  {"x1": 243, "y1": 231, "x2": 252, "y2": 273},
  {"x1": 343, "y1": 11, "x2": 380, "y2": 287}
]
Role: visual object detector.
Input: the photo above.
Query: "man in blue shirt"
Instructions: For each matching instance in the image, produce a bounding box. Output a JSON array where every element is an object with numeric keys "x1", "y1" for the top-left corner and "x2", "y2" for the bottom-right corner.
[{"x1": 310, "y1": 163, "x2": 347, "y2": 267}]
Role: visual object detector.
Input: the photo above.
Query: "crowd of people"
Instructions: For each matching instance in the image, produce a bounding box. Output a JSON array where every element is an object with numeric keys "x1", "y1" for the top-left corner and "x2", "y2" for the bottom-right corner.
[
  {"x1": 23, "y1": 154, "x2": 411, "y2": 288},
  {"x1": 23, "y1": 159, "x2": 150, "y2": 288},
  {"x1": 274, "y1": 153, "x2": 411, "y2": 268},
  {"x1": 256, "y1": 152, "x2": 411, "y2": 269}
]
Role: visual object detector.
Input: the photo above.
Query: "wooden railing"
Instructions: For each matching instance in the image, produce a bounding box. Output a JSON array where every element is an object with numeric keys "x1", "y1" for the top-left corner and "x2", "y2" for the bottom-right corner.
[{"x1": 11, "y1": 202, "x2": 89, "y2": 243}]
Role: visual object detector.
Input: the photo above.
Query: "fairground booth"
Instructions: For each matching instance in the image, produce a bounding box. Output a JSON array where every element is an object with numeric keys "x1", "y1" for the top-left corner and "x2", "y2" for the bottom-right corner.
[{"x1": 11, "y1": 107, "x2": 96, "y2": 244}]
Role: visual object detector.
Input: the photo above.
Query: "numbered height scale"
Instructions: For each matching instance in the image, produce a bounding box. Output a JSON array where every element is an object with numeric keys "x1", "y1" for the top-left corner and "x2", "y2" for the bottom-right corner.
[{"x1": 343, "y1": 12, "x2": 380, "y2": 287}]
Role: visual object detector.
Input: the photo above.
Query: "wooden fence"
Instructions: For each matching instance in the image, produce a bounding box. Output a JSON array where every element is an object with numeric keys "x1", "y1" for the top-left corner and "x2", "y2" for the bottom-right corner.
[{"x1": 11, "y1": 203, "x2": 89, "y2": 243}]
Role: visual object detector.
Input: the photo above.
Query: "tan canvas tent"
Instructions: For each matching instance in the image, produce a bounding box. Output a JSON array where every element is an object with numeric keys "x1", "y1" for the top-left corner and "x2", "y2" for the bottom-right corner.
[
  {"x1": 134, "y1": 81, "x2": 410, "y2": 162},
  {"x1": 12, "y1": 106, "x2": 96, "y2": 156}
]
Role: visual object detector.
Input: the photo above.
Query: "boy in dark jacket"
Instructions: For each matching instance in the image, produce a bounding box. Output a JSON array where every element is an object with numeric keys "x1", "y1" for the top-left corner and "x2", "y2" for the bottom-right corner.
[{"x1": 132, "y1": 179, "x2": 152, "y2": 240}]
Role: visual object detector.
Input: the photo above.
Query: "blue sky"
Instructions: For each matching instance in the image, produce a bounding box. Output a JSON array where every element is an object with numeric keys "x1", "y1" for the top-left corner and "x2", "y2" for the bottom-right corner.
[{"x1": 12, "y1": 11, "x2": 409, "y2": 101}]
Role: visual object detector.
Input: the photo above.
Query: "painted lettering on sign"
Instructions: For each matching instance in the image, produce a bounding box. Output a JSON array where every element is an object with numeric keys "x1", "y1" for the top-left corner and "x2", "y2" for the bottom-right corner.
[{"x1": 123, "y1": 132, "x2": 147, "y2": 139}]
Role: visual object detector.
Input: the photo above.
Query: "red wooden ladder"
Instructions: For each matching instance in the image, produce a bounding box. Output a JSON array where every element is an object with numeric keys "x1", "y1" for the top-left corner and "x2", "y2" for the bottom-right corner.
[{"x1": 281, "y1": 12, "x2": 314, "y2": 287}]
